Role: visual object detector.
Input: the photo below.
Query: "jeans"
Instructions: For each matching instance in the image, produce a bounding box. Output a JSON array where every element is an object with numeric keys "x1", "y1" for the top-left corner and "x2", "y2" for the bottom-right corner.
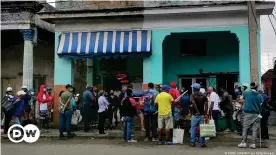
[
  {"x1": 12, "y1": 117, "x2": 21, "y2": 125},
  {"x1": 58, "y1": 110, "x2": 73, "y2": 137},
  {"x1": 212, "y1": 110, "x2": 220, "y2": 131},
  {"x1": 190, "y1": 115, "x2": 205, "y2": 145},
  {"x1": 144, "y1": 111, "x2": 157, "y2": 139},
  {"x1": 123, "y1": 116, "x2": 133, "y2": 141}
]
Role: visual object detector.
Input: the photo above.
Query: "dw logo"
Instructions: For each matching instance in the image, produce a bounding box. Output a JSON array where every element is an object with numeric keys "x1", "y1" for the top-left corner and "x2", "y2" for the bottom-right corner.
[{"x1": 7, "y1": 124, "x2": 40, "y2": 143}]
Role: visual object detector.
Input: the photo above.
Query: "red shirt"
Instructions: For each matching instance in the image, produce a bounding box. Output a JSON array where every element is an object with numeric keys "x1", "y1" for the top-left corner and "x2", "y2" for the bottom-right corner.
[
  {"x1": 121, "y1": 97, "x2": 136, "y2": 107},
  {"x1": 169, "y1": 88, "x2": 180, "y2": 108},
  {"x1": 136, "y1": 97, "x2": 143, "y2": 111}
]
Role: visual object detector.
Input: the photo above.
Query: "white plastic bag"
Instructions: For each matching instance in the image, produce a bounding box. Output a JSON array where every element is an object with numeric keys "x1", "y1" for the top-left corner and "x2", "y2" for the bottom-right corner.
[
  {"x1": 173, "y1": 127, "x2": 184, "y2": 144},
  {"x1": 71, "y1": 112, "x2": 79, "y2": 125}
]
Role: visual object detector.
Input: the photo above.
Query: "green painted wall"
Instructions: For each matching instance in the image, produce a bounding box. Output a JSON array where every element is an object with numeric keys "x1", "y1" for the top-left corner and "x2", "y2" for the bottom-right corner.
[
  {"x1": 54, "y1": 32, "x2": 74, "y2": 85},
  {"x1": 143, "y1": 26, "x2": 251, "y2": 85},
  {"x1": 163, "y1": 32, "x2": 239, "y2": 84}
]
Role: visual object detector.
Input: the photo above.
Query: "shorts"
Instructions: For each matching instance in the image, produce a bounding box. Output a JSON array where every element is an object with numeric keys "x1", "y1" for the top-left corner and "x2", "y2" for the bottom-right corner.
[
  {"x1": 137, "y1": 110, "x2": 143, "y2": 115},
  {"x1": 158, "y1": 112, "x2": 173, "y2": 130}
]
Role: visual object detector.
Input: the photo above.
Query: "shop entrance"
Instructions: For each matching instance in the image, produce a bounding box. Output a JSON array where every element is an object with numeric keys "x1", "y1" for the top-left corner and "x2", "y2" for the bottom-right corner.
[
  {"x1": 97, "y1": 58, "x2": 143, "y2": 91},
  {"x1": 179, "y1": 77, "x2": 209, "y2": 95}
]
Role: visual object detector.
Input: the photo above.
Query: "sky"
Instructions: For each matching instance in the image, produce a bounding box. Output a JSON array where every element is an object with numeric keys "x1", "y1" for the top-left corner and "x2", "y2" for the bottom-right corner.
[{"x1": 46, "y1": 0, "x2": 276, "y2": 74}]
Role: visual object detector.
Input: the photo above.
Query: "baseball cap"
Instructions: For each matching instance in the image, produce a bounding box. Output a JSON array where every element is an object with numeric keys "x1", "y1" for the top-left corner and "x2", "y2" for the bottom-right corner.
[
  {"x1": 6, "y1": 87, "x2": 12, "y2": 92},
  {"x1": 17, "y1": 90, "x2": 26, "y2": 96},
  {"x1": 21, "y1": 86, "x2": 27, "y2": 89},
  {"x1": 242, "y1": 83, "x2": 249, "y2": 87},
  {"x1": 29, "y1": 88, "x2": 34, "y2": 92},
  {"x1": 162, "y1": 85, "x2": 171, "y2": 90},
  {"x1": 191, "y1": 83, "x2": 200, "y2": 89}
]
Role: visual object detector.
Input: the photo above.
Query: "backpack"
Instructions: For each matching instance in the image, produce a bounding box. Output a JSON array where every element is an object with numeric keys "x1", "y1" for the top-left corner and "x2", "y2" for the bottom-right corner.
[
  {"x1": 143, "y1": 91, "x2": 155, "y2": 106},
  {"x1": 1, "y1": 96, "x2": 15, "y2": 113}
]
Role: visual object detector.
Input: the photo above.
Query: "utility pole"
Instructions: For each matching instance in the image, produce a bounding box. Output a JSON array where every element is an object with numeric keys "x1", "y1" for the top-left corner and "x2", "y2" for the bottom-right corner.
[{"x1": 248, "y1": 1, "x2": 259, "y2": 83}]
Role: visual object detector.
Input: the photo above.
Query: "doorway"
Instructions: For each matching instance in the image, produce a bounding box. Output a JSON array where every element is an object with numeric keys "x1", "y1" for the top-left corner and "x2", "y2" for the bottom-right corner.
[{"x1": 179, "y1": 77, "x2": 209, "y2": 95}]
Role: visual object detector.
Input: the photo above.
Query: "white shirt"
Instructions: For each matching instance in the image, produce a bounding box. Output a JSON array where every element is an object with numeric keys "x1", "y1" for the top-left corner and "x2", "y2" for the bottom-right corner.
[
  {"x1": 98, "y1": 96, "x2": 109, "y2": 113},
  {"x1": 210, "y1": 92, "x2": 220, "y2": 110}
]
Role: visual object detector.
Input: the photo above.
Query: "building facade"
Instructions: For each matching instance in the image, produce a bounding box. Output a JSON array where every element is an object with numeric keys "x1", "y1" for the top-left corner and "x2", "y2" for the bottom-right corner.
[
  {"x1": 39, "y1": 1, "x2": 274, "y2": 125},
  {"x1": 1, "y1": 1, "x2": 55, "y2": 96}
]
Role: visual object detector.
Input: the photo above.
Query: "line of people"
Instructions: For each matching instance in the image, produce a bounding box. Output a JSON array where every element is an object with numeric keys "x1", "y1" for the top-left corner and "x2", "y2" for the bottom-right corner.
[{"x1": 1, "y1": 85, "x2": 54, "y2": 134}]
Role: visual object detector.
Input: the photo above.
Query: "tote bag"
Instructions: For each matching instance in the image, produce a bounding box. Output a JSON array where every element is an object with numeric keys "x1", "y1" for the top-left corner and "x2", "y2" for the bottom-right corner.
[
  {"x1": 200, "y1": 122, "x2": 216, "y2": 138},
  {"x1": 173, "y1": 127, "x2": 185, "y2": 144}
]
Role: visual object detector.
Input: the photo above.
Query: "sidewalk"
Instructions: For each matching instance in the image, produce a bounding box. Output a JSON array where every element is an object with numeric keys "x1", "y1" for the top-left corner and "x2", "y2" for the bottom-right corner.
[{"x1": 2, "y1": 125, "x2": 276, "y2": 142}]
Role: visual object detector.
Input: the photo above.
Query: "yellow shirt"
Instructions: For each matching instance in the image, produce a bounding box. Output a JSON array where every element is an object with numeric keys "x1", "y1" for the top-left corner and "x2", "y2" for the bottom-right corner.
[{"x1": 155, "y1": 92, "x2": 173, "y2": 116}]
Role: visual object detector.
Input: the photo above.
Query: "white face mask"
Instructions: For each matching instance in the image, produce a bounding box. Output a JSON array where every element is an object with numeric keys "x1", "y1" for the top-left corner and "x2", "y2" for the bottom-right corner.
[{"x1": 31, "y1": 92, "x2": 34, "y2": 95}]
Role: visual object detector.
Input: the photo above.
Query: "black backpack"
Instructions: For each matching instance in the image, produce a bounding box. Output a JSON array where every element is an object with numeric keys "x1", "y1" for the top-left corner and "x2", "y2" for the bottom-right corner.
[{"x1": 1, "y1": 96, "x2": 15, "y2": 113}]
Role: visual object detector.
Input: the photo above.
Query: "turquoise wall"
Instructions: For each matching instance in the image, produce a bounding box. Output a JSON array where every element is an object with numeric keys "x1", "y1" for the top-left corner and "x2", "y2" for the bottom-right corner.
[
  {"x1": 143, "y1": 26, "x2": 252, "y2": 85},
  {"x1": 54, "y1": 32, "x2": 74, "y2": 85},
  {"x1": 163, "y1": 32, "x2": 239, "y2": 84}
]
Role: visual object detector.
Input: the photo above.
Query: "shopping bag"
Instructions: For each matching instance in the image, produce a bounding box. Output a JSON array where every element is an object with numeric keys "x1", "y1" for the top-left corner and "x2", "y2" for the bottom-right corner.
[
  {"x1": 76, "y1": 110, "x2": 82, "y2": 123},
  {"x1": 173, "y1": 127, "x2": 185, "y2": 144},
  {"x1": 200, "y1": 122, "x2": 216, "y2": 138},
  {"x1": 71, "y1": 112, "x2": 79, "y2": 125}
]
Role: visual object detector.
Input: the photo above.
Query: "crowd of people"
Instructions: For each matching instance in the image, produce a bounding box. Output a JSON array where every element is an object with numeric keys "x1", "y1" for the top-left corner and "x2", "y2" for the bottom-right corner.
[
  {"x1": 1, "y1": 85, "x2": 54, "y2": 134},
  {"x1": 1, "y1": 81, "x2": 273, "y2": 148}
]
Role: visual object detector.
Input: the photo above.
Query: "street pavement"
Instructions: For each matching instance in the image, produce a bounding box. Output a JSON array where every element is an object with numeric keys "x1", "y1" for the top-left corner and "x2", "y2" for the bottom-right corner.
[{"x1": 1, "y1": 138, "x2": 276, "y2": 155}]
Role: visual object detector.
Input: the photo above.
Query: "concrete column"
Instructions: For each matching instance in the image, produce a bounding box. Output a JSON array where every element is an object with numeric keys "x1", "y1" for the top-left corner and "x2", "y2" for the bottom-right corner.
[
  {"x1": 231, "y1": 27, "x2": 251, "y2": 84},
  {"x1": 86, "y1": 58, "x2": 93, "y2": 86},
  {"x1": 21, "y1": 29, "x2": 34, "y2": 88}
]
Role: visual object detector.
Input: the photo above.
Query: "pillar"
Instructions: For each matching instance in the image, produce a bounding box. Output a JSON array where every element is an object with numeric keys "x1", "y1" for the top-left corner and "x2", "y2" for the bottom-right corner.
[
  {"x1": 231, "y1": 27, "x2": 251, "y2": 85},
  {"x1": 53, "y1": 32, "x2": 74, "y2": 127},
  {"x1": 143, "y1": 31, "x2": 169, "y2": 89},
  {"x1": 86, "y1": 58, "x2": 93, "y2": 86},
  {"x1": 21, "y1": 29, "x2": 34, "y2": 88}
]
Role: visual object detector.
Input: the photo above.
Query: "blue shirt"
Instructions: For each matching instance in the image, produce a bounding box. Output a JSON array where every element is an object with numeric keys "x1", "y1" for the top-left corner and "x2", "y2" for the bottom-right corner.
[
  {"x1": 124, "y1": 90, "x2": 144, "y2": 98},
  {"x1": 180, "y1": 96, "x2": 191, "y2": 115},
  {"x1": 83, "y1": 90, "x2": 93, "y2": 105}
]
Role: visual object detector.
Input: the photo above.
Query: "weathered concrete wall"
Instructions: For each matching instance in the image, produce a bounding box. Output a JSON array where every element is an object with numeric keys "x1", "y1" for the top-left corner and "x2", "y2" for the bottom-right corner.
[
  {"x1": 56, "y1": 1, "x2": 143, "y2": 10},
  {"x1": 1, "y1": 41, "x2": 54, "y2": 92}
]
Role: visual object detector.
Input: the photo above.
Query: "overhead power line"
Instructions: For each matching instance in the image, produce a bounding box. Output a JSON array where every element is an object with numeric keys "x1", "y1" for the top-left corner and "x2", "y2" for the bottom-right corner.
[{"x1": 268, "y1": 15, "x2": 276, "y2": 35}]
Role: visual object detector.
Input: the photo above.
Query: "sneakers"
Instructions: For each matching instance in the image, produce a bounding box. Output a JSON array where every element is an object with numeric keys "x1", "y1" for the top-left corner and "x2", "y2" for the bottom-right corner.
[
  {"x1": 165, "y1": 141, "x2": 173, "y2": 145},
  {"x1": 158, "y1": 141, "x2": 163, "y2": 145},
  {"x1": 127, "y1": 139, "x2": 137, "y2": 143},
  {"x1": 152, "y1": 138, "x2": 158, "y2": 142},
  {"x1": 238, "y1": 142, "x2": 247, "y2": 148},
  {"x1": 224, "y1": 129, "x2": 231, "y2": 133},
  {"x1": 249, "y1": 144, "x2": 256, "y2": 149}
]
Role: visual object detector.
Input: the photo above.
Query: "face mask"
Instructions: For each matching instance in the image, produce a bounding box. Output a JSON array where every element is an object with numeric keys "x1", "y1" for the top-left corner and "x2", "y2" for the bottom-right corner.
[
  {"x1": 31, "y1": 92, "x2": 34, "y2": 95},
  {"x1": 69, "y1": 88, "x2": 73, "y2": 92},
  {"x1": 43, "y1": 88, "x2": 46, "y2": 92}
]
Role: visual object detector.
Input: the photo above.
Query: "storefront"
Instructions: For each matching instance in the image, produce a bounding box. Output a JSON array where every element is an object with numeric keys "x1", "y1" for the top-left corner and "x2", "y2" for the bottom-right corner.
[
  {"x1": 56, "y1": 30, "x2": 150, "y2": 91},
  {"x1": 39, "y1": 1, "x2": 273, "y2": 126}
]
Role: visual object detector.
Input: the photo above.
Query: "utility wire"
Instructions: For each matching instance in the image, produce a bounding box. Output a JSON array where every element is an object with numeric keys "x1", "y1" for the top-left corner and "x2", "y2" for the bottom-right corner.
[{"x1": 268, "y1": 15, "x2": 276, "y2": 35}]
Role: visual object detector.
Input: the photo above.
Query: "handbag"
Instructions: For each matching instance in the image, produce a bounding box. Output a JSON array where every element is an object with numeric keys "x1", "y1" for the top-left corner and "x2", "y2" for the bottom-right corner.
[
  {"x1": 173, "y1": 127, "x2": 185, "y2": 144},
  {"x1": 200, "y1": 121, "x2": 216, "y2": 138}
]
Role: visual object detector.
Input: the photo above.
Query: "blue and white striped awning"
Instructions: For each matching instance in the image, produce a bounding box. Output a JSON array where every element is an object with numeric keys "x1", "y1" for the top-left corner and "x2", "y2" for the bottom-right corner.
[{"x1": 57, "y1": 30, "x2": 151, "y2": 59}]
